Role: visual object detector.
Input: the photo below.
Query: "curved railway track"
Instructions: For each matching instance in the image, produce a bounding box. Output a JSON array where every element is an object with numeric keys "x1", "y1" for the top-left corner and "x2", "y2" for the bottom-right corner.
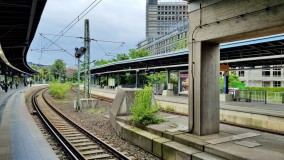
[
  {"x1": 71, "y1": 86, "x2": 113, "y2": 103},
  {"x1": 32, "y1": 87, "x2": 129, "y2": 160}
]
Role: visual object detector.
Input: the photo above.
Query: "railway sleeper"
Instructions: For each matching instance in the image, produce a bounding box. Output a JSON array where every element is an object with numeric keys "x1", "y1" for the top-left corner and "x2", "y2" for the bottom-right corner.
[
  {"x1": 64, "y1": 133, "x2": 83, "y2": 137},
  {"x1": 62, "y1": 131, "x2": 80, "y2": 134},
  {"x1": 73, "y1": 142, "x2": 95, "y2": 147},
  {"x1": 66, "y1": 136, "x2": 86, "y2": 140},
  {"x1": 85, "y1": 154, "x2": 113, "y2": 160},
  {"x1": 70, "y1": 139, "x2": 90, "y2": 143},
  {"x1": 77, "y1": 145, "x2": 99, "y2": 151},
  {"x1": 81, "y1": 149, "x2": 105, "y2": 155}
]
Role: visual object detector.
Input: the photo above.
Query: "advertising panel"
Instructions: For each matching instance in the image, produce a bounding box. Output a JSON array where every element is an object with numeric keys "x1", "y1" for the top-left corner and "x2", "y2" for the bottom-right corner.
[{"x1": 179, "y1": 71, "x2": 188, "y2": 95}]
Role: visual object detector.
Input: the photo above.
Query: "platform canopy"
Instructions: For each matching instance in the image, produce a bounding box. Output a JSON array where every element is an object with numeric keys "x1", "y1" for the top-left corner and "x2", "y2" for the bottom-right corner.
[
  {"x1": 90, "y1": 34, "x2": 284, "y2": 75},
  {"x1": 0, "y1": 0, "x2": 47, "y2": 74}
]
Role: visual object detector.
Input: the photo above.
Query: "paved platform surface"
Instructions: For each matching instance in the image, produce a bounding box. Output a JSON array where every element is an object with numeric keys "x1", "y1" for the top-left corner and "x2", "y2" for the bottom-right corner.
[
  {"x1": 117, "y1": 112, "x2": 284, "y2": 160},
  {"x1": 89, "y1": 87, "x2": 284, "y2": 116},
  {"x1": 0, "y1": 85, "x2": 58, "y2": 160}
]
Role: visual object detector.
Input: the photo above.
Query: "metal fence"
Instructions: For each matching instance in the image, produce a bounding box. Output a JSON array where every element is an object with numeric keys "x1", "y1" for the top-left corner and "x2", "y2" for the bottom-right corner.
[{"x1": 231, "y1": 89, "x2": 284, "y2": 104}]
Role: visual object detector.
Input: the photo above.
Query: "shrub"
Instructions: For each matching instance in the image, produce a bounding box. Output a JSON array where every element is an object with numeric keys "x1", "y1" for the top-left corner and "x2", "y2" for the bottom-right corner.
[
  {"x1": 130, "y1": 86, "x2": 163, "y2": 125},
  {"x1": 244, "y1": 87, "x2": 284, "y2": 92},
  {"x1": 49, "y1": 82, "x2": 71, "y2": 99}
]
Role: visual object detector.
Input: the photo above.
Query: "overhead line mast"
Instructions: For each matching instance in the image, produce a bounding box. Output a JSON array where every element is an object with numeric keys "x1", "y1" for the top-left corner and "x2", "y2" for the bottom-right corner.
[{"x1": 84, "y1": 19, "x2": 91, "y2": 98}]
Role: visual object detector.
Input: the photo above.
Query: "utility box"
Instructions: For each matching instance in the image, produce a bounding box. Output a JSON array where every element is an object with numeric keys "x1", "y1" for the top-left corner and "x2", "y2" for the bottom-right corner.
[
  {"x1": 168, "y1": 83, "x2": 173, "y2": 90},
  {"x1": 73, "y1": 98, "x2": 98, "y2": 109}
]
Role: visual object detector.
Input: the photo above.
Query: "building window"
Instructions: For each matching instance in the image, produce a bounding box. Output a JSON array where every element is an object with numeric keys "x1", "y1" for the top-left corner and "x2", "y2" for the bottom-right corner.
[
  {"x1": 273, "y1": 81, "x2": 281, "y2": 87},
  {"x1": 273, "y1": 68, "x2": 281, "y2": 77},
  {"x1": 238, "y1": 71, "x2": 244, "y2": 77},
  {"x1": 262, "y1": 81, "x2": 270, "y2": 87},
  {"x1": 262, "y1": 66, "x2": 270, "y2": 77}
]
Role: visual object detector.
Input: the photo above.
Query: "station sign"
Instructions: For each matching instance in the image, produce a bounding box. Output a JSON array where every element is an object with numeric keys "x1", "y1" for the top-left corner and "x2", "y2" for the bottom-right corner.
[{"x1": 220, "y1": 64, "x2": 229, "y2": 71}]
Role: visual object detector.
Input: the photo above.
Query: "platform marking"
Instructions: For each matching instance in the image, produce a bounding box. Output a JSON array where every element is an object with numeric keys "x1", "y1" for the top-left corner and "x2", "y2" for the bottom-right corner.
[{"x1": 205, "y1": 132, "x2": 261, "y2": 145}]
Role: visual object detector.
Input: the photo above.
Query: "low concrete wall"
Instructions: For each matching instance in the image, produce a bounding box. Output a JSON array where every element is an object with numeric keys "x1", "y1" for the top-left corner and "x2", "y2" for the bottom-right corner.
[{"x1": 220, "y1": 109, "x2": 284, "y2": 133}]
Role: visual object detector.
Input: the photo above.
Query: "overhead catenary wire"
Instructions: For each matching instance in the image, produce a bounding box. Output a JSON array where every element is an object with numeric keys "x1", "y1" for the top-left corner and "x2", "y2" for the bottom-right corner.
[
  {"x1": 43, "y1": 0, "x2": 103, "y2": 49},
  {"x1": 40, "y1": 33, "x2": 77, "y2": 59}
]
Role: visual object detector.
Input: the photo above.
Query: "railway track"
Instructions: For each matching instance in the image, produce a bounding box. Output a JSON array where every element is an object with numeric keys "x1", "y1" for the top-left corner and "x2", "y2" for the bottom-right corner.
[
  {"x1": 77, "y1": 89, "x2": 284, "y2": 136},
  {"x1": 71, "y1": 86, "x2": 114, "y2": 103},
  {"x1": 32, "y1": 87, "x2": 129, "y2": 160}
]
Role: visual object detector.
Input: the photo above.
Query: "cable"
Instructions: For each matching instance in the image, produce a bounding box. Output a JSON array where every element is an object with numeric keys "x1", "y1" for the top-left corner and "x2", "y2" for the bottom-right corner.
[
  {"x1": 43, "y1": 0, "x2": 103, "y2": 49},
  {"x1": 40, "y1": 33, "x2": 76, "y2": 59},
  {"x1": 91, "y1": 38, "x2": 125, "y2": 44}
]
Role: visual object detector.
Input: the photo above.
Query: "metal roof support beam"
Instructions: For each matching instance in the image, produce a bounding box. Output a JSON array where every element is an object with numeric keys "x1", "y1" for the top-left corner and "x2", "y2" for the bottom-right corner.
[{"x1": 21, "y1": 0, "x2": 37, "y2": 63}]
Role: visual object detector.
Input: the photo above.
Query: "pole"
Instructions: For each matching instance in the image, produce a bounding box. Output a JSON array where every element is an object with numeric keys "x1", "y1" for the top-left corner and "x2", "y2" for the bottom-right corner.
[
  {"x1": 84, "y1": 19, "x2": 91, "y2": 98},
  {"x1": 77, "y1": 58, "x2": 81, "y2": 109}
]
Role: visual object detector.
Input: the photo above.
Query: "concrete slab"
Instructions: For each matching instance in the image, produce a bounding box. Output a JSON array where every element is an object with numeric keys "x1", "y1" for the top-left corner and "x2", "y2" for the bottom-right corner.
[
  {"x1": 153, "y1": 137, "x2": 171, "y2": 158},
  {"x1": 163, "y1": 141, "x2": 202, "y2": 160},
  {"x1": 205, "y1": 132, "x2": 261, "y2": 145},
  {"x1": 121, "y1": 123, "x2": 160, "y2": 152},
  {"x1": 192, "y1": 152, "x2": 226, "y2": 160},
  {"x1": 174, "y1": 133, "x2": 209, "y2": 151}
]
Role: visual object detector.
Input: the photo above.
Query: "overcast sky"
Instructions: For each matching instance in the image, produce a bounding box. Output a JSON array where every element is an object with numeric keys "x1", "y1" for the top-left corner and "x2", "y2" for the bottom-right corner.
[{"x1": 27, "y1": 0, "x2": 146, "y2": 67}]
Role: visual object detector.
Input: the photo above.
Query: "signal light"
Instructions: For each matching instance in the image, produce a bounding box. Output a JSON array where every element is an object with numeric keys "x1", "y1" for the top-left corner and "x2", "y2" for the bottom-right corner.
[{"x1": 74, "y1": 47, "x2": 86, "y2": 59}]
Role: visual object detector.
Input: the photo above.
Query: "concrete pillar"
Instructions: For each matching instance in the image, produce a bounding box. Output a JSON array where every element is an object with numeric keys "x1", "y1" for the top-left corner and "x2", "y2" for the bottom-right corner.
[
  {"x1": 98, "y1": 75, "x2": 101, "y2": 86},
  {"x1": 106, "y1": 75, "x2": 109, "y2": 86},
  {"x1": 4, "y1": 72, "x2": 7, "y2": 83},
  {"x1": 117, "y1": 74, "x2": 121, "y2": 86},
  {"x1": 223, "y1": 71, "x2": 229, "y2": 94},
  {"x1": 186, "y1": 0, "x2": 284, "y2": 136},
  {"x1": 167, "y1": 70, "x2": 171, "y2": 89},
  {"x1": 135, "y1": 70, "x2": 139, "y2": 88},
  {"x1": 189, "y1": 41, "x2": 220, "y2": 135}
]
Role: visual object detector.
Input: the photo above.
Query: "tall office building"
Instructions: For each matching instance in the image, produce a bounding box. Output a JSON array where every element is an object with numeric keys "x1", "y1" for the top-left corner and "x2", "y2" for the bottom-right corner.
[{"x1": 146, "y1": 0, "x2": 188, "y2": 39}]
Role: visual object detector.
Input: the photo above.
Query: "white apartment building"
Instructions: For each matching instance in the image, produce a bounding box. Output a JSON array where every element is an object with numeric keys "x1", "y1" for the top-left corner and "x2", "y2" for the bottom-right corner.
[{"x1": 237, "y1": 66, "x2": 284, "y2": 87}]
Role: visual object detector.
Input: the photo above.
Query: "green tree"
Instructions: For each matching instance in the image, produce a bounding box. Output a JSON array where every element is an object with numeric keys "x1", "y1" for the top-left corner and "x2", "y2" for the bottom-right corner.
[
  {"x1": 117, "y1": 53, "x2": 129, "y2": 61},
  {"x1": 49, "y1": 59, "x2": 67, "y2": 80},
  {"x1": 220, "y1": 72, "x2": 242, "y2": 88},
  {"x1": 173, "y1": 39, "x2": 187, "y2": 51},
  {"x1": 129, "y1": 48, "x2": 150, "y2": 59},
  {"x1": 147, "y1": 72, "x2": 167, "y2": 86},
  {"x1": 95, "y1": 59, "x2": 117, "y2": 66}
]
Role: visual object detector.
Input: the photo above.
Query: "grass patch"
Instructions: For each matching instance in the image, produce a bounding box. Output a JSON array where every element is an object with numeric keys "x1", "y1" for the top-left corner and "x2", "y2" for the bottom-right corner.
[
  {"x1": 55, "y1": 99, "x2": 69, "y2": 104},
  {"x1": 165, "y1": 105, "x2": 175, "y2": 111},
  {"x1": 87, "y1": 107, "x2": 105, "y2": 114},
  {"x1": 130, "y1": 86, "x2": 164, "y2": 125},
  {"x1": 49, "y1": 82, "x2": 71, "y2": 99}
]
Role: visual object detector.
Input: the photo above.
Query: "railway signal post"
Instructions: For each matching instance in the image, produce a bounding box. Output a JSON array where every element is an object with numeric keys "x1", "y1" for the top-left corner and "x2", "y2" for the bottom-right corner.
[{"x1": 74, "y1": 47, "x2": 86, "y2": 109}]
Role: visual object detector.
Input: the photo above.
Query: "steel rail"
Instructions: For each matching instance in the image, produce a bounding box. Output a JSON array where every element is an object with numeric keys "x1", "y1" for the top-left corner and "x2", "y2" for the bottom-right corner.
[
  {"x1": 41, "y1": 89, "x2": 129, "y2": 160},
  {"x1": 32, "y1": 88, "x2": 82, "y2": 160}
]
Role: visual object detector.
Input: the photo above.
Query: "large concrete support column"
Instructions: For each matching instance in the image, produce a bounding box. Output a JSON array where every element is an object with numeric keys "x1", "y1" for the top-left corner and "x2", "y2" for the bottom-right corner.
[
  {"x1": 186, "y1": 0, "x2": 284, "y2": 136},
  {"x1": 189, "y1": 41, "x2": 220, "y2": 135}
]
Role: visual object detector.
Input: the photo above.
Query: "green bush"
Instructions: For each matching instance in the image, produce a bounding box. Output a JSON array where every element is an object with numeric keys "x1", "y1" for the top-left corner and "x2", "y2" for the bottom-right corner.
[
  {"x1": 243, "y1": 87, "x2": 284, "y2": 92},
  {"x1": 130, "y1": 86, "x2": 163, "y2": 125},
  {"x1": 49, "y1": 82, "x2": 71, "y2": 99}
]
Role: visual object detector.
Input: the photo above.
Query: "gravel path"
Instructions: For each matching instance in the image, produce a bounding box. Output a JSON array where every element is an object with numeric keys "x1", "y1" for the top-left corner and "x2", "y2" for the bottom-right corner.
[{"x1": 44, "y1": 88, "x2": 160, "y2": 160}]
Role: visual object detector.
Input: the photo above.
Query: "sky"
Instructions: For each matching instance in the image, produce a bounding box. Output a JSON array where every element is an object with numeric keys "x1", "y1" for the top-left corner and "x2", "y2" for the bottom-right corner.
[{"x1": 27, "y1": 0, "x2": 146, "y2": 67}]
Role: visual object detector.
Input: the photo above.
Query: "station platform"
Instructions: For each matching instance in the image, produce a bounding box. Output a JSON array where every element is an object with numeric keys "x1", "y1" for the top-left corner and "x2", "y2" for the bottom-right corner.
[
  {"x1": 89, "y1": 87, "x2": 284, "y2": 134},
  {"x1": 115, "y1": 113, "x2": 284, "y2": 160},
  {"x1": 90, "y1": 87, "x2": 284, "y2": 159},
  {"x1": 0, "y1": 85, "x2": 58, "y2": 160}
]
